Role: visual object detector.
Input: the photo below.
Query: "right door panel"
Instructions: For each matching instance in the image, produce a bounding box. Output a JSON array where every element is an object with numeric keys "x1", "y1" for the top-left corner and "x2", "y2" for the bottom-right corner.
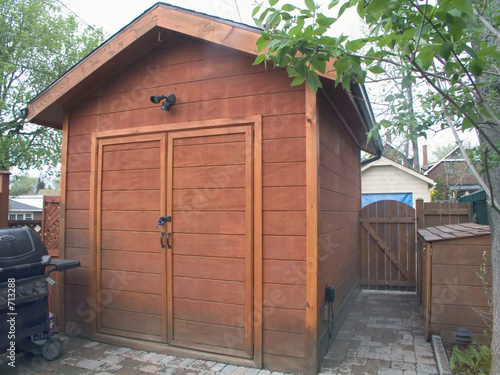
[{"x1": 167, "y1": 125, "x2": 255, "y2": 359}]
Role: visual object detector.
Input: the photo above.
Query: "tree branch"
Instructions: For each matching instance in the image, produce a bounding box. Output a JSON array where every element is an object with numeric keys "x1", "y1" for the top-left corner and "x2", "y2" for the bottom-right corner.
[
  {"x1": 408, "y1": 57, "x2": 500, "y2": 155},
  {"x1": 442, "y1": 101, "x2": 492, "y2": 199},
  {"x1": 407, "y1": 0, "x2": 484, "y2": 101},
  {"x1": 483, "y1": 149, "x2": 500, "y2": 215},
  {"x1": 474, "y1": 7, "x2": 500, "y2": 42}
]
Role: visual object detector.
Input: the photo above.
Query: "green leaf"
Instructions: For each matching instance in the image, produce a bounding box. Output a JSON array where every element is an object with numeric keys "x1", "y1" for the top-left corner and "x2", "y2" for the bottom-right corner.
[
  {"x1": 401, "y1": 74, "x2": 412, "y2": 89},
  {"x1": 400, "y1": 28, "x2": 416, "y2": 46},
  {"x1": 438, "y1": 42, "x2": 453, "y2": 61},
  {"x1": 269, "y1": 0, "x2": 279, "y2": 6},
  {"x1": 447, "y1": 16, "x2": 464, "y2": 40},
  {"x1": 345, "y1": 38, "x2": 367, "y2": 51},
  {"x1": 252, "y1": 6, "x2": 261, "y2": 17},
  {"x1": 291, "y1": 75, "x2": 306, "y2": 86},
  {"x1": 287, "y1": 65, "x2": 301, "y2": 77},
  {"x1": 333, "y1": 58, "x2": 350, "y2": 74},
  {"x1": 256, "y1": 34, "x2": 269, "y2": 52},
  {"x1": 304, "y1": 24, "x2": 314, "y2": 39},
  {"x1": 328, "y1": 0, "x2": 340, "y2": 9},
  {"x1": 316, "y1": 13, "x2": 336, "y2": 28},
  {"x1": 306, "y1": 70, "x2": 322, "y2": 93},
  {"x1": 278, "y1": 54, "x2": 292, "y2": 67},
  {"x1": 469, "y1": 59, "x2": 483, "y2": 77},
  {"x1": 281, "y1": 3, "x2": 297, "y2": 11},
  {"x1": 253, "y1": 54, "x2": 267, "y2": 65},
  {"x1": 311, "y1": 56, "x2": 327, "y2": 73},
  {"x1": 368, "y1": 65, "x2": 385, "y2": 74},
  {"x1": 305, "y1": 0, "x2": 316, "y2": 12},
  {"x1": 365, "y1": 0, "x2": 391, "y2": 21},
  {"x1": 415, "y1": 45, "x2": 435, "y2": 71},
  {"x1": 463, "y1": 44, "x2": 478, "y2": 59},
  {"x1": 338, "y1": 2, "x2": 350, "y2": 18},
  {"x1": 451, "y1": 0, "x2": 473, "y2": 15}
]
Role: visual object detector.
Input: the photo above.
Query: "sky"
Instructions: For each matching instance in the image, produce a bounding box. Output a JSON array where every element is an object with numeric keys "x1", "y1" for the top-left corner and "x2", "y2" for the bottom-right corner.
[{"x1": 58, "y1": 0, "x2": 472, "y2": 162}]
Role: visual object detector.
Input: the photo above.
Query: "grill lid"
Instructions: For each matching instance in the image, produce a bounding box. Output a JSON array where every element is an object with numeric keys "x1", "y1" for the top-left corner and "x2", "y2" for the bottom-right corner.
[{"x1": 0, "y1": 227, "x2": 48, "y2": 268}]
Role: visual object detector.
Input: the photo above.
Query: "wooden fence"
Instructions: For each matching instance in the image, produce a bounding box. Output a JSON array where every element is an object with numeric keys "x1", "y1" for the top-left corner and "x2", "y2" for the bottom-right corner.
[{"x1": 361, "y1": 198, "x2": 472, "y2": 292}]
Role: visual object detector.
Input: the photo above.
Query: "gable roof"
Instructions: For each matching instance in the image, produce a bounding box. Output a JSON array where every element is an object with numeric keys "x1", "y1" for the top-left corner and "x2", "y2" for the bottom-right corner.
[
  {"x1": 26, "y1": 3, "x2": 381, "y2": 155},
  {"x1": 425, "y1": 146, "x2": 460, "y2": 175},
  {"x1": 27, "y1": 3, "x2": 263, "y2": 128},
  {"x1": 362, "y1": 156, "x2": 435, "y2": 187}
]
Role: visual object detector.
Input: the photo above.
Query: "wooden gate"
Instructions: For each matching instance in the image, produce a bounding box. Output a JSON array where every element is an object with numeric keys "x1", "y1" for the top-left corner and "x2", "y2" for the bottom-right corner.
[{"x1": 360, "y1": 200, "x2": 416, "y2": 290}]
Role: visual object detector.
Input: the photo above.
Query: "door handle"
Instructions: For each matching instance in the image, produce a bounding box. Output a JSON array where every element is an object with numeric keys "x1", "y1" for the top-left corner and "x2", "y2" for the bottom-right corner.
[
  {"x1": 160, "y1": 232, "x2": 166, "y2": 249},
  {"x1": 166, "y1": 233, "x2": 172, "y2": 249}
]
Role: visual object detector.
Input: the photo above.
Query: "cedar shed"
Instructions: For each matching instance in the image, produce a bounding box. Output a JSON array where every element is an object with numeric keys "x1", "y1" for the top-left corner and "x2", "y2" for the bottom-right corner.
[{"x1": 27, "y1": 4, "x2": 382, "y2": 374}]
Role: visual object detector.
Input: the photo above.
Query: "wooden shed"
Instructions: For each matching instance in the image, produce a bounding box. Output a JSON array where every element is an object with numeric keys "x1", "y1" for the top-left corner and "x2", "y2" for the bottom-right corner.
[
  {"x1": 419, "y1": 223, "x2": 492, "y2": 342},
  {"x1": 26, "y1": 4, "x2": 382, "y2": 373}
]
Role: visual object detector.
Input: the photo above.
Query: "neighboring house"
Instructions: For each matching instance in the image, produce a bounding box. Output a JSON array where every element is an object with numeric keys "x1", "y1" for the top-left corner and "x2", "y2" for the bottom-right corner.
[
  {"x1": 8, "y1": 195, "x2": 43, "y2": 221},
  {"x1": 26, "y1": 4, "x2": 382, "y2": 374},
  {"x1": 425, "y1": 146, "x2": 482, "y2": 201},
  {"x1": 361, "y1": 156, "x2": 435, "y2": 207}
]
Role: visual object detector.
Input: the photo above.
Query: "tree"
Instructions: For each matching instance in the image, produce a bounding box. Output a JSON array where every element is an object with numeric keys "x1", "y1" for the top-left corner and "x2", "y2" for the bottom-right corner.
[
  {"x1": 9, "y1": 175, "x2": 37, "y2": 197},
  {"x1": 252, "y1": 0, "x2": 500, "y2": 369},
  {"x1": 431, "y1": 177, "x2": 446, "y2": 202},
  {"x1": 0, "y1": 0, "x2": 104, "y2": 173},
  {"x1": 432, "y1": 143, "x2": 458, "y2": 163}
]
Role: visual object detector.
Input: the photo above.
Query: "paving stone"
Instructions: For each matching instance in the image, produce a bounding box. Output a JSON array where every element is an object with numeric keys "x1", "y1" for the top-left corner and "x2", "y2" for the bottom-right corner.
[
  {"x1": 113, "y1": 368, "x2": 142, "y2": 375},
  {"x1": 104, "y1": 347, "x2": 131, "y2": 356},
  {"x1": 137, "y1": 363, "x2": 163, "y2": 373},
  {"x1": 244, "y1": 368, "x2": 261, "y2": 375},
  {"x1": 207, "y1": 362, "x2": 225, "y2": 372},
  {"x1": 391, "y1": 362, "x2": 415, "y2": 371},
  {"x1": 233, "y1": 366, "x2": 251, "y2": 375},
  {"x1": 101, "y1": 354, "x2": 125, "y2": 365},
  {"x1": 76, "y1": 359, "x2": 104, "y2": 370},
  {"x1": 416, "y1": 363, "x2": 439, "y2": 374},
  {"x1": 118, "y1": 358, "x2": 144, "y2": 368}
]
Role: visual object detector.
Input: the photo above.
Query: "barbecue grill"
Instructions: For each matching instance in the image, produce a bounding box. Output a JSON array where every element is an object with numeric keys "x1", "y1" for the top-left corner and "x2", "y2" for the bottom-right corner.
[{"x1": 0, "y1": 226, "x2": 80, "y2": 361}]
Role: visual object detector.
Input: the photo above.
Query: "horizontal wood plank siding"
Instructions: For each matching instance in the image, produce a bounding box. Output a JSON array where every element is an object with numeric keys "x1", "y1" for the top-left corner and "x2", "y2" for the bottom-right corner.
[
  {"x1": 64, "y1": 34, "x2": 307, "y2": 371},
  {"x1": 317, "y1": 91, "x2": 362, "y2": 355},
  {"x1": 429, "y1": 236, "x2": 492, "y2": 340}
]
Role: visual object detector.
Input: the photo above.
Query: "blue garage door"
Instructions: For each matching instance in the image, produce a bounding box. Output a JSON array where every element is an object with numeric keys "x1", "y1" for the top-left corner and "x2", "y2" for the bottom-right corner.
[{"x1": 362, "y1": 193, "x2": 413, "y2": 208}]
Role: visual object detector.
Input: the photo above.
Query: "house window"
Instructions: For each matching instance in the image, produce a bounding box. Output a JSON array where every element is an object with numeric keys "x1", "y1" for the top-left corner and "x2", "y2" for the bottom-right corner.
[
  {"x1": 24, "y1": 213, "x2": 33, "y2": 220},
  {"x1": 8, "y1": 214, "x2": 16, "y2": 220},
  {"x1": 444, "y1": 162, "x2": 455, "y2": 174},
  {"x1": 16, "y1": 214, "x2": 24, "y2": 220}
]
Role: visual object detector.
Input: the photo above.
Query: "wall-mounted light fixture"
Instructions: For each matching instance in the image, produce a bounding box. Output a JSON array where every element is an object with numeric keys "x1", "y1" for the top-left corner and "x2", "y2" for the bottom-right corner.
[{"x1": 150, "y1": 94, "x2": 176, "y2": 111}]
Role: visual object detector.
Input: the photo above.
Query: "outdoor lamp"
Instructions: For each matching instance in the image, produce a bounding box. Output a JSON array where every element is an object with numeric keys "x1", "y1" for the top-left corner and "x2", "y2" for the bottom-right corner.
[{"x1": 150, "y1": 94, "x2": 176, "y2": 111}]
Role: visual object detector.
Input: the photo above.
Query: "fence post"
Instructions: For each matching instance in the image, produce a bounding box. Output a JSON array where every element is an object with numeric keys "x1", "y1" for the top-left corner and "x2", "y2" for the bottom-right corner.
[
  {"x1": 416, "y1": 198, "x2": 424, "y2": 229},
  {"x1": 0, "y1": 171, "x2": 10, "y2": 227}
]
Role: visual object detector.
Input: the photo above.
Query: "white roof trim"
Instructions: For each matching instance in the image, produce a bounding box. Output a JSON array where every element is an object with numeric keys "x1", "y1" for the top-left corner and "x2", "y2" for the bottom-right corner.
[
  {"x1": 424, "y1": 146, "x2": 459, "y2": 175},
  {"x1": 362, "y1": 156, "x2": 435, "y2": 187}
]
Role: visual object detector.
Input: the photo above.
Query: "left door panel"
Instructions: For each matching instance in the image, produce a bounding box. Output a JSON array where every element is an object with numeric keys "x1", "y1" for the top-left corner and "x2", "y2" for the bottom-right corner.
[{"x1": 93, "y1": 134, "x2": 167, "y2": 342}]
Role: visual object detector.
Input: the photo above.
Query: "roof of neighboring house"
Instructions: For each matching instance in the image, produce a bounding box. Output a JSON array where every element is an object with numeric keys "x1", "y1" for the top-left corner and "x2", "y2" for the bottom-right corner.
[
  {"x1": 362, "y1": 156, "x2": 435, "y2": 187},
  {"x1": 26, "y1": 3, "x2": 382, "y2": 156},
  {"x1": 425, "y1": 146, "x2": 461, "y2": 175},
  {"x1": 9, "y1": 195, "x2": 43, "y2": 212}
]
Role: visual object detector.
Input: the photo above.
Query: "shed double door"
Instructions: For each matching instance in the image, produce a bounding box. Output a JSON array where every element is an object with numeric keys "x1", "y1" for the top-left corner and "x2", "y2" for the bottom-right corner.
[{"x1": 93, "y1": 124, "x2": 256, "y2": 360}]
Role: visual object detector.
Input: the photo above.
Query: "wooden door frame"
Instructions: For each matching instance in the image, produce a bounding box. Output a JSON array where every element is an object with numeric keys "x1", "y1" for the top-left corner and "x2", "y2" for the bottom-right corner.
[{"x1": 89, "y1": 116, "x2": 262, "y2": 366}]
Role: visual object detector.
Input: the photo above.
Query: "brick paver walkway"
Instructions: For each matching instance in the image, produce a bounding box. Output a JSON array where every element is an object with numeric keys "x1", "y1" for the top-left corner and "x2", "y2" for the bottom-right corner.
[
  {"x1": 319, "y1": 291, "x2": 438, "y2": 375},
  {"x1": 1, "y1": 291, "x2": 438, "y2": 374}
]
